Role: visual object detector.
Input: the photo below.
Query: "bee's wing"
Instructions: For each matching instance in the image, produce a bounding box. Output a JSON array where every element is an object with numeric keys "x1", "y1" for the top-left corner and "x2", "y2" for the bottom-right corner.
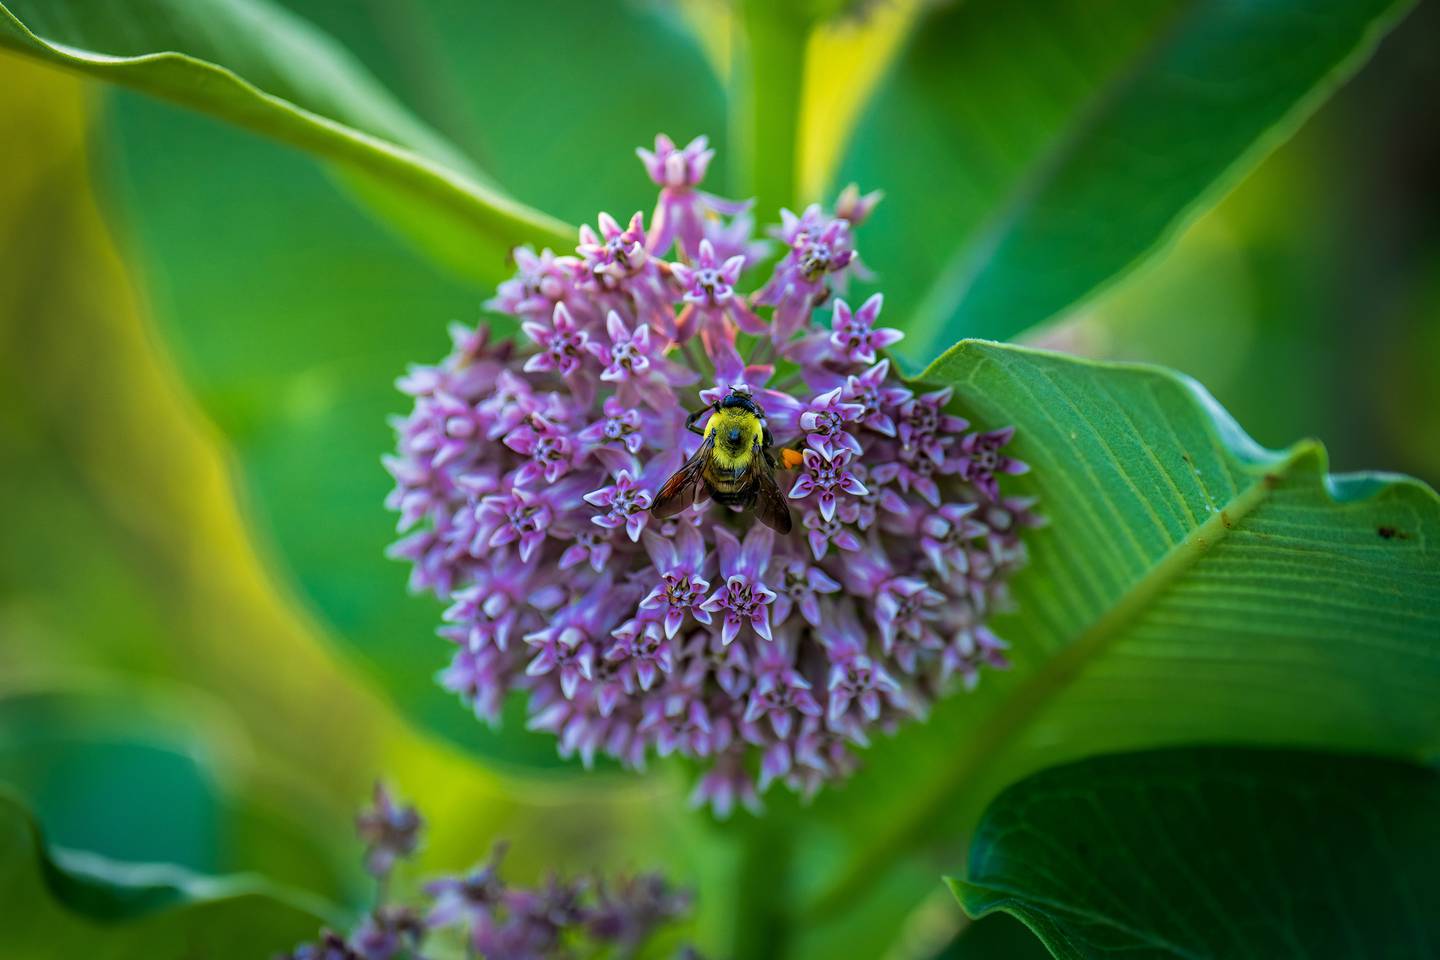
[
  {"x1": 651, "y1": 439, "x2": 711, "y2": 519},
  {"x1": 752, "y1": 445, "x2": 794, "y2": 534}
]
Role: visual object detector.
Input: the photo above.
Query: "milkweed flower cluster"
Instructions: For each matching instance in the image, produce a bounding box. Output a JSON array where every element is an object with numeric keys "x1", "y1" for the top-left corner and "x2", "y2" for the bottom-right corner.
[
  {"x1": 280, "y1": 784, "x2": 695, "y2": 960},
  {"x1": 385, "y1": 134, "x2": 1040, "y2": 814}
]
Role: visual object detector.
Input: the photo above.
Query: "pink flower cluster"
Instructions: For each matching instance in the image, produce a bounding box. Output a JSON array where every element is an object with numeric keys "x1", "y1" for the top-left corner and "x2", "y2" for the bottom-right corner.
[{"x1": 385, "y1": 134, "x2": 1039, "y2": 815}]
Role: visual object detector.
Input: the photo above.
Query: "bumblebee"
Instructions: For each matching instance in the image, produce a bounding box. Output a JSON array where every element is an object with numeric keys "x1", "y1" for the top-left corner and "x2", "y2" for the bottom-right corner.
[{"x1": 652, "y1": 390, "x2": 793, "y2": 533}]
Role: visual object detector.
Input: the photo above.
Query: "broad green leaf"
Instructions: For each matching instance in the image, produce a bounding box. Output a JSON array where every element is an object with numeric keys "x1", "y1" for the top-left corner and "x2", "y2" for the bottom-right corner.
[
  {"x1": 950, "y1": 747, "x2": 1440, "y2": 959},
  {"x1": 283, "y1": 0, "x2": 730, "y2": 230},
  {"x1": 834, "y1": 0, "x2": 1415, "y2": 358},
  {"x1": 95, "y1": 92, "x2": 581, "y2": 770},
  {"x1": 0, "y1": 686, "x2": 355, "y2": 900},
  {"x1": 414, "y1": 0, "x2": 729, "y2": 228},
  {"x1": 937, "y1": 914, "x2": 1051, "y2": 960},
  {"x1": 790, "y1": 341, "x2": 1439, "y2": 955},
  {"x1": 0, "y1": 0, "x2": 572, "y2": 278},
  {"x1": 0, "y1": 789, "x2": 333, "y2": 958}
]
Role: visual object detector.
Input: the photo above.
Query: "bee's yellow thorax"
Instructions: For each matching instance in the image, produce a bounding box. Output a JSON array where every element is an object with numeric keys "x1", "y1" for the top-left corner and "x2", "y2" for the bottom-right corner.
[{"x1": 705, "y1": 408, "x2": 764, "y2": 472}]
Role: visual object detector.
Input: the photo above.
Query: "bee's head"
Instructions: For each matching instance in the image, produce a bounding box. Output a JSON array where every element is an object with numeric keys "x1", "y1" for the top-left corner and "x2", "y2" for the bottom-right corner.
[{"x1": 720, "y1": 390, "x2": 763, "y2": 418}]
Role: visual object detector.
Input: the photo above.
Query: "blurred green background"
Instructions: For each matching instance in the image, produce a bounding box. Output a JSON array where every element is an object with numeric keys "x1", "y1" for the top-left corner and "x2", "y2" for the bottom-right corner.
[{"x1": 0, "y1": 0, "x2": 1436, "y2": 957}]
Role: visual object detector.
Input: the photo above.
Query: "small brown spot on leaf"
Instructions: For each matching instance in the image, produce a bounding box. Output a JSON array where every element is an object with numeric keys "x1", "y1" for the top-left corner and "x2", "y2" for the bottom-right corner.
[
  {"x1": 1220, "y1": 510, "x2": 1233, "y2": 529},
  {"x1": 1377, "y1": 526, "x2": 1411, "y2": 541}
]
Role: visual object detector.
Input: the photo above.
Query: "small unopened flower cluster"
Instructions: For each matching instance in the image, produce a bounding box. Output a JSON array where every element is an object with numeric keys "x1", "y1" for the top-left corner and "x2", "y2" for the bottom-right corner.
[
  {"x1": 280, "y1": 784, "x2": 694, "y2": 960},
  {"x1": 385, "y1": 134, "x2": 1040, "y2": 814}
]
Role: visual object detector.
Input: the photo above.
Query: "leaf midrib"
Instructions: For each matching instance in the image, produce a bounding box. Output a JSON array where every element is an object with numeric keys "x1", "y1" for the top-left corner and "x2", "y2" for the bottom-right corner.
[
  {"x1": 948, "y1": 878, "x2": 1208, "y2": 960},
  {"x1": 907, "y1": 0, "x2": 1200, "y2": 353},
  {"x1": 805, "y1": 442, "x2": 1302, "y2": 920},
  {"x1": 0, "y1": 4, "x2": 574, "y2": 248}
]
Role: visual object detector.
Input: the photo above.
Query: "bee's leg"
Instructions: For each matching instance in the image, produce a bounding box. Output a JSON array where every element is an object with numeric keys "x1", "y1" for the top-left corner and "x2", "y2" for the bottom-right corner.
[{"x1": 685, "y1": 403, "x2": 715, "y2": 437}]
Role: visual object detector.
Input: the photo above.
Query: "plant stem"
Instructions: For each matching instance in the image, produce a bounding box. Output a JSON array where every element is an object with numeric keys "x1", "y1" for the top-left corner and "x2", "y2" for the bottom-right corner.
[
  {"x1": 730, "y1": 0, "x2": 812, "y2": 219},
  {"x1": 731, "y1": 815, "x2": 794, "y2": 960}
]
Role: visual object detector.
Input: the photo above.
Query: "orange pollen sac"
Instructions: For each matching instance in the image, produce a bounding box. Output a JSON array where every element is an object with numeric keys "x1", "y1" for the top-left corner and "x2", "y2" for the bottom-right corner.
[{"x1": 780, "y1": 448, "x2": 806, "y2": 470}]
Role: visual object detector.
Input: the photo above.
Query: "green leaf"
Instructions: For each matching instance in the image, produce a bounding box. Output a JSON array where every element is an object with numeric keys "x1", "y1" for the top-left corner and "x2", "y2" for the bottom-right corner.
[
  {"x1": 0, "y1": 0, "x2": 572, "y2": 278},
  {"x1": 0, "y1": 686, "x2": 354, "y2": 902},
  {"x1": 949, "y1": 747, "x2": 1440, "y2": 959},
  {"x1": 836, "y1": 0, "x2": 1415, "y2": 357},
  {"x1": 794, "y1": 341, "x2": 1439, "y2": 946},
  {"x1": 0, "y1": 789, "x2": 332, "y2": 958},
  {"x1": 937, "y1": 914, "x2": 1052, "y2": 960},
  {"x1": 320, "y1": 0, "x2": 730, "y2": 230}
]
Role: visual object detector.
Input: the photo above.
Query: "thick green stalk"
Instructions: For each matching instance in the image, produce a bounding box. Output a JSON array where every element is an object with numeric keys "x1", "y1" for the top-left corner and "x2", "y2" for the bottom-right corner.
[
  {"x1": 730, "y1": 0, "x2": 812, "y2": 218},
  {"x1": 731, "y1": 815, "x2": 794, "y2": 960}
]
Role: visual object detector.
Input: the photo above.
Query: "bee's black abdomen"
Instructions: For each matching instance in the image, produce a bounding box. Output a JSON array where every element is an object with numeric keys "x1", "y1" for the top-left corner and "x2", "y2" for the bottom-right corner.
[{"x1": 711, "y1": 486, "x2": 755, "y2": 508}]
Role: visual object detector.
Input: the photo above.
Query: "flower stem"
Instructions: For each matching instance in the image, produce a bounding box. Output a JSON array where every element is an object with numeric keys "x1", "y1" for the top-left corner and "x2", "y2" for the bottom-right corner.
[
  {"x1": 732, "y1": 816, "x2": 793, "y2": 960},
  {"x1": 730, "y1": 0, "x2": 812, "y2": 219}
]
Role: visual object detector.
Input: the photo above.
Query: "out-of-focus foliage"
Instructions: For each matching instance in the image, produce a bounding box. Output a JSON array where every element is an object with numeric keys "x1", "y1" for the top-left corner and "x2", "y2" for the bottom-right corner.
[
  {"x1": 834, "y1": 0, "x2": 1415, "y2": 359},
  {"x1": 0, "y1": 0, "x2": 1437, "y2": 958},
  {"x1": 1, "y1": 790, "x2": 330, "y2": 959},
  {"x1": 0, "y1": 0, "x2": 572, "y2": 278}
]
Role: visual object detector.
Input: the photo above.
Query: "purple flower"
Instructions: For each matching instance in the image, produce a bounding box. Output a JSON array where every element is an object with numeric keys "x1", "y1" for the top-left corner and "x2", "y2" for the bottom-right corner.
[
  {"x1": 606, "y1": 617, "x2": 675, "y2": 694},
  {"x1": 700, "y1": 526, "x2": 778, "y2": 645},
  {"x1": 955, "y1": 426, "x2": 1030, "y2": 499},
  {"x1": 898, "y1": 387, "x2": 969, "y2": 461},
  {"x1": 287, "y1": 791, "x2": 700, "y2": 960},
  {"x1": 583, "y1": 468, "x2": 653, "y2": 542},
  {"x1": 281, "y1": 931, "x2": 360, "y2": 960},
  {"x1": 597, "y1": 310, "x2": 654, "y2": 383},
  {"x1": 834, "y1": 183, "x2": 884, "y2": 226},
  {"x1": 789, "y1": 448, "x2": 867, "y2": 522},
  {"x1": 522, "y1": 303, "x2": 594, "y2": 379},
  {"x1": 744, "y1": 637, "x2": 822, "y2": 739},
  {"x1": 350, "y1": 907, "x2": 424, "y2": 960},
  {"x1": 872, "y1": 445, "x2": 944, "y2": 507},
  {"x1": 439, "y1": 645, "x2": 513, "y2": 724},
  {"x1": 798, "y1": 386, "x2": 866, "y2": 458},
  {"x1": 755, "y1": 204, "x2": 857, "y2": 340},
  {"x1": 385, "y1": 133, "x2": 1038, "y2": 812},
  {"x1": 577, "y1": 395, "x2": 643, "y2": 453},
  {"x1": 829, "y1": 293, "x2": 902, "y2": 366},
  {"x1": 771, "y1": 557, "x2": 840, "y2": 628},
  {"x1": 800, "y1": 506, "x2": 862, "y2": 561},
  {"x1": 843, "y1": 359, "x2": 911, "y2": 437},
  {"x1": 919, "y1": 502, "x2": 989, "y2": 577},
  {"x1": 689, "y1": 752, "x2": 762, "y2": 820},
  {"x1": 673, "y1": 240, "x2": 760, "y2": 319},
  {"x1": 557, "y1": 525, "x2": 613, "y2": 573},
  {"x1": 639, "y1": 524, "x2": 712, "y2": 638},
  {"x1": 487, "y1": 246, "x2": 585, "y2": 322},
  {"x1": 820, "y1": 605, "x2": 907, "y2": 738},
  {"x1": 356, "y1": 782, "x2": 422, "y2": 879},
  {"x1": 639, "y1": 133, "x2": 719, "y2": 259},
  {"x1": 474, "y1": 486, "x2": 553, "y2": 563},
  {"x1": 504, "y1": 411, "x2": 577, "y2": 486},
  {"x1": 579, "y1": 211, "x2": 649, "y2": 283},
  {"x1": 638, "y1": 133, "x2": 714, "y2": 189},
  {"x1": 875, "y1": 576, "x2": 946, "y2": 663}
]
